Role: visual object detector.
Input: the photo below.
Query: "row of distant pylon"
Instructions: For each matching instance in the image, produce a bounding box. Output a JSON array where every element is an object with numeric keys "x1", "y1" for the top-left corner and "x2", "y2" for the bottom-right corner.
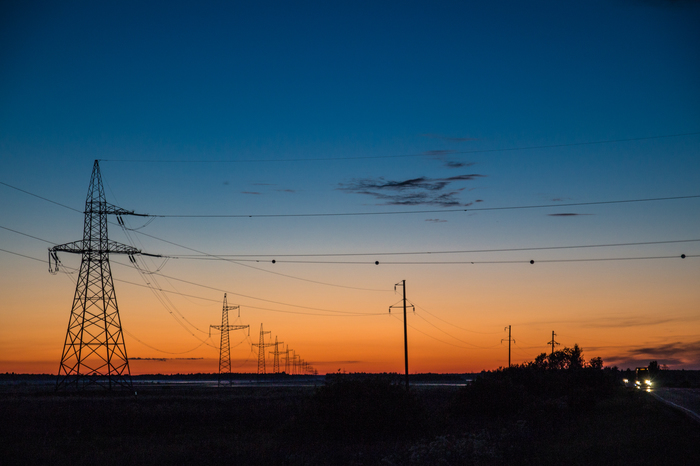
[{"x1": 211, "y1": 293, "x2": 315, "y2": 385}]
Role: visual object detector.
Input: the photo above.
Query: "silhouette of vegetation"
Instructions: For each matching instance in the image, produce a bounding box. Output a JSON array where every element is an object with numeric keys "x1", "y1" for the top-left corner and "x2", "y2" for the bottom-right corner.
[
  {"x1": 3, "y1": 365, "x2": 700, "y2": 465},
  {"x1": 454, "y1": 345, "x2": 617, "y2": 419},
  {"x1": 307, "y1": 373, "x2": 425, "y2": 441}
]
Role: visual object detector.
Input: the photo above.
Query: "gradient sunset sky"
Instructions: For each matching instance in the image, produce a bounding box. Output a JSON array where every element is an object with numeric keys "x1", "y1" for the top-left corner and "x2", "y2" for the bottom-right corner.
[{"x1": 1, "y1": 1, "x2": 699, "y2": 375}]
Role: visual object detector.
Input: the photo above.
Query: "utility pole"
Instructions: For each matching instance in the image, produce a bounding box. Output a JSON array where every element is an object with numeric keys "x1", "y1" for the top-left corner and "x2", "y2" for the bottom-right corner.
[
  {"x1": 502, "y1": 325, "x2": 515, "y2": 368},
  {"x1": 210, "y1": 294, "x2": 249, "y2": 386},
  {"x1": 251, "y1": 324, "x2": 273, "y2": 375},
  {"x1": 548, "y1": 330, "x2": 560, "y2": 357},
  {"x1": 389, "y1": 280, "x2": 414, "y2": 390},
  {"x1": 268, "y1": 336, "x2": 285, "y2": 374},
  {"x1": 48, "y1": 160, "x2": 158, "y2": 391}
]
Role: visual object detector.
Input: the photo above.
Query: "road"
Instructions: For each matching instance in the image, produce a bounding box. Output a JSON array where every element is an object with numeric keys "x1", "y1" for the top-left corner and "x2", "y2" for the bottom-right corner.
[{"x1": 653, "y1": 388, "x2": 700, "y2": 423}]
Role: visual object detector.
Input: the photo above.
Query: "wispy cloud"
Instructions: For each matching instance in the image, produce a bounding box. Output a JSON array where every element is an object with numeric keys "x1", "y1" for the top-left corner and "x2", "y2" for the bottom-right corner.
[
  {"x1": 548, "y1": 213, "x2": 592, "y2": 217},
  {"x1": 241, "y1": 191, "x2": 262, "y2": 195},
  {"x1": 129, "y1": 357, "x2": 203, "y2": 361},
  {"x1": 421, "y1": 133, "x2": 478, "y2": 142},
  {"x1": 602, "y1": 340, "x2": 700, "y2": 369},
  {"x1": 443, "y1": 161, "x2": 473, "y2": 168},
  {"x1": 425, "y1": 218, "x2": 447, "y2": 223},
  {"x1": 423, "y1": 149, "x2": 456, "y2": 156},
  {"x1": 277, "y1": 189, "x2": 296, "y2": 193},
  {"x1": 339, "y1": 174, "x2": 485, "y2": 207},
  {"x1": 421, "y1": 149, "x2": 476, "y2": 169}
]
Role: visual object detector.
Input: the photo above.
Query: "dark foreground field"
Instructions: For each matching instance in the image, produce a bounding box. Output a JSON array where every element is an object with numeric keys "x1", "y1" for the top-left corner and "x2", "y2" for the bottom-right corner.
[{"x1": 1, "y1": 376, "x2": 699, "y2": 465}]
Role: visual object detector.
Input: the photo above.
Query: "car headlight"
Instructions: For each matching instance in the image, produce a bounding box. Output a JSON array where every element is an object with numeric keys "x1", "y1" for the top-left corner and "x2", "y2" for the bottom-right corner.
[{"x1": 646, "y1": 380, "x2": 652, "y2": 385}]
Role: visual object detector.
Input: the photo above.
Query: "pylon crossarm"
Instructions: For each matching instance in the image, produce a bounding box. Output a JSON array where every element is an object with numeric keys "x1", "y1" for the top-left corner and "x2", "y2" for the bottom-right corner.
[
  {"x1": 91, "y1": 203, "x2": 148, "y2": 217},
  {"x1": 50, "y1": 240, "x2": 141, "y2": 255},
  {"x1": 211, "y1": 325, "x2": 248, "y2": 332}
]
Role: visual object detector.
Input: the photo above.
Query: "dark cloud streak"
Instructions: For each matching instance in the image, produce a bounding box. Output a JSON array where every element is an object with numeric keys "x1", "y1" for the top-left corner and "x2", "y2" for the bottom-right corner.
[{"x1": 339, "y1": 174, "x2": 485, "y2": 207}]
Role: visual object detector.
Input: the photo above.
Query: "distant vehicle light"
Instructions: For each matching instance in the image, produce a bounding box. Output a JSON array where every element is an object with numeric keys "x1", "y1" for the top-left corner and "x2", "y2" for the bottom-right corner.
[
  {"x1": 623, "y1": 379, "x2": 629, "y2": 383},
  {"x1": 646, "y1": 380, "x2": 652, "y2": 385}
]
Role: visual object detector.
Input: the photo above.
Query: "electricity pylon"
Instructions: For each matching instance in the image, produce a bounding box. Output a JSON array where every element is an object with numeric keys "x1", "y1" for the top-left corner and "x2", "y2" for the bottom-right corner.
[
  {"x1": 210, "y1": 294, "x2": 249, "y2": 386},
  {"x1": 48, "y1": 160, "x2": 156, "y2": 390},
  {"x1": 281, "y1": 346, "x2": 293, "y2": 374},
  {"x1": 389, "y1": 280, "x2": 414, "y2": 390},
  {"x1": 251, "y1": 324, "x2": 273, "y2": 374},
  {"x1": 268, "y1": 336, "x2": 285, "y2": 374}
]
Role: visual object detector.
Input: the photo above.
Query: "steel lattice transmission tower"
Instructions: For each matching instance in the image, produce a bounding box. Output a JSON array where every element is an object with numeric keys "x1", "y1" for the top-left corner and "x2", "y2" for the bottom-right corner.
[
  {"x1": 268, "y1": 336, "x2": 285, "y2": 374},
  {"x1": 49, "y1": 160, "x2": 154, "y2": 390},
  {"x1": 251, "y1": 324, "x2": 272, "y2": 375},
  {"x1": 210, "y1": 294, "x2": 249, "y2": 386}
]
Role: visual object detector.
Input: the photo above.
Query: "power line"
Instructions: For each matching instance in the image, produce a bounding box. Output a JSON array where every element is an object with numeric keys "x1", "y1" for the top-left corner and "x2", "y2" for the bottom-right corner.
[
  {"x1": 109, "y1": 259, "x2": 387, "y2": 316},
  {"x1": 169, "y1": 238, "x2": 700, "y2": 258},
  {"x1": 0, "y1": 181, "x2": 83, "y2": 213},
  {"x1": 4, "y1": 219, "x2": 696, "y2": 264},
  {"x1": 97, "y1": 131, "x2": 700, "y2": 163},
  {"x1": 411, "y1": 302, "x2": 503, "y2": 335},
  {"x1": 0, "y1": 225, "x2": 57, "y2": 245},
  {"x1": 3, "y1": 178, "x2": 698, "y2": 220},
  {"x1": 147, "y1": 195, "x2": 700, "y2": 218},
  {"x1": 181, "y1": 254, "x2": 696, "y2": 265},
  {"x1": 129, "y1": 229, "x2": 391, "y2": 292}
]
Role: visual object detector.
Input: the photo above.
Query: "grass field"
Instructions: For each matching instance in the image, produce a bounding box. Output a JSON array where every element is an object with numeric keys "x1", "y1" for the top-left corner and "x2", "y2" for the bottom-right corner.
[{"x1": 1, "y1": 377, "x2": 698, "y2": 465}]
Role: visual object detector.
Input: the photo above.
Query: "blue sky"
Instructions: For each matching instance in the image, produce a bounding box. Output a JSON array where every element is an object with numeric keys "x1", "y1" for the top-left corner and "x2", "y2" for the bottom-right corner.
[{"x1": 1, "y1": 1, "x2": 699, "y2": 373}]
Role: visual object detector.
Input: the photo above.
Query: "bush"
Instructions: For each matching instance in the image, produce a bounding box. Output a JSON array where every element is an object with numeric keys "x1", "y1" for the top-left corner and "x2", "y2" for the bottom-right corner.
[{"x1": 308, "y1": 374, "x2": 425, "y2": 441}]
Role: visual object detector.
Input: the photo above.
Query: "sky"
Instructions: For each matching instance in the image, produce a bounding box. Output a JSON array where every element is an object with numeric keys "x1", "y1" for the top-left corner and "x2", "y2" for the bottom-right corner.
[{"x1": 1, "y1": 0, "x2": 699, "y2": 375}]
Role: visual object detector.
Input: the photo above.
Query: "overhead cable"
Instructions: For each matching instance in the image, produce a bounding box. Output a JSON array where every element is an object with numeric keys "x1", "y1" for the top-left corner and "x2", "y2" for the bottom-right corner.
[{"x1": 97, "y1": 131, "x2": 700, "y2": 163}]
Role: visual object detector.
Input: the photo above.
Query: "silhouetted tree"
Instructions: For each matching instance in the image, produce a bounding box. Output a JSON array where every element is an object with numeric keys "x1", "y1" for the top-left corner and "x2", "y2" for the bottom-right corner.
[
  {"x1": 648, "y1": 360, "x2": 660, "y2": 374},
  {"x1": 589, "y1": 356, "x2": 603, "y2": 370},
  {"x1": 528, "y1": 344, "x2": 586, "y2": 370}
]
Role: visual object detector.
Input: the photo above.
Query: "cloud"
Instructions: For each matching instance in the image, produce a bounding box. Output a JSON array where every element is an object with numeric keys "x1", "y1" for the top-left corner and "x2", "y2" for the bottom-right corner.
[
  {"x1": 602, "y1": 340, "x2": 700, "y2": 369},
  {"x1": 322, "y1": 360, "x2": 362, "y2": 365},
  {"x1": 421, "y1": 133, "x2": 478, "y2": 142},
  {"x1": 129, "y1": 357, "x2": 203, "y2": 361},
  {"x1": 547, "y1": 213, "x2": 592, "y2": 217},
  {"x1": 423, "y1": 149, "x2": 456, "y2": 156},
  {"x1": 443, "y1": 161, "x2": 474, "y2": 169},
  {"x1": 425, "y1": 218, "x2": 447, "y2": 223},
  {"x1": 339, "y1": 174, "x2": 485, "y2": 207},
  {"x1": 241, "y1": 191, "x2": 262, "y2": 195},
  {"x1": 421, "y1": 148, "x2": 476, "y2": 169},
  {"x1": 277, "y1": 189, "x2": 296, "y2": 193}
]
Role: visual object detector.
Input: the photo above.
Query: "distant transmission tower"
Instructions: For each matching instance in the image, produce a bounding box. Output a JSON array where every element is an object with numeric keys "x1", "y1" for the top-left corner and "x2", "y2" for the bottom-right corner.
[
  {"x1": 269, "y1": 336, "x2": 285, "y2": 374},
  {"x1": 252, "y1": 324, "x2": 272, "y2": 375},
  {"x1": 281, "y1": 345, "x2": 293, "y2": 374},
  {"x1": 48, "y1": 160, "x2": 156, "y2": 390},
  {"x1": 210, "y1": 294, "x2": 249, "y2": 386}
]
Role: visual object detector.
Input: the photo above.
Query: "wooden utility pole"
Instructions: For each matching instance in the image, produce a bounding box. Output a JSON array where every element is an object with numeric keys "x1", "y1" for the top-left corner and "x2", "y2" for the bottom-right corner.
[
  {"x1": 390, "y1": 280, "x2": 413, "y2": 390},
  {"x1": 548, "y1": 330, "x2": 559, "y2": 357},
  {"x1": 502, "y1": 325, "x2": 514, "y2": 367}
]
